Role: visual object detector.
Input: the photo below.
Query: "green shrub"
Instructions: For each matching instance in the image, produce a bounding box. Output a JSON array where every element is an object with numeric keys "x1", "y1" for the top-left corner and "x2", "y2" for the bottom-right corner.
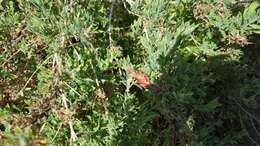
[{"x1": 0, "y1": 0, "x2": 260, "y2": 146}]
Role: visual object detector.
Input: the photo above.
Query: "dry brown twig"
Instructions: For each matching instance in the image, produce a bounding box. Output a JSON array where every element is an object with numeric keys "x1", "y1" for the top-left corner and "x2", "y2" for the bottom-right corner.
[{"x1": 55, "y1": 33, "x2": 78, "y2": 145}]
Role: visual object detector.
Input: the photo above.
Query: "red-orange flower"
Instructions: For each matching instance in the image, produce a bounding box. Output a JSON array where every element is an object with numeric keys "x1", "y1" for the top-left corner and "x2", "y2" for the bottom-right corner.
[{"x1": 125, "y1": 67, "x2": 151, "y2": 88}]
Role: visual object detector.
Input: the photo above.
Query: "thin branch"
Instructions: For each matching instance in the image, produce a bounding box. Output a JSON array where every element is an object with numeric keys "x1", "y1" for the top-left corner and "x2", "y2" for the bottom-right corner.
[
  {"x1": 61, "y1": 93, "x2": 77, "y2": 145},
  {"x1": 16, "y1": 55, "x2": 53, "y2": 97},
  {"x1": 233, "y1": 99, "x2": 260, "y2": 124},
  {"x1": 90, "y1": 59, "x2": 101, "y2": 88},
  {"x1": 108, "y1": 0, "x2": 116, "y2": 49},
  {"x1": 55, "y1": 33, "x2": 77, "y2": 145},
  {"x1": 51, "y1": 123, "x2": 63, "y2": 142},
  {"x1": 122, "y1": 0, "x2": 143, "y2": 18},
  {"x1": 249, "y1": 117, "x2": 260, "y2": 137},
  {"x1": 63, "y1": 81, "x2": 83, "y2": 97},
  {"x1": 240, "y1": 112, "x2": 260, "y2": 146}
]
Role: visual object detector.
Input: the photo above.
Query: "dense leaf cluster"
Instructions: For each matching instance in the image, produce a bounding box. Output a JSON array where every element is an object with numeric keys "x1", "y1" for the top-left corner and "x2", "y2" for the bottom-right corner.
[{"x1": 0, "y1": 0, "x2": 260, "y2": 145}]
